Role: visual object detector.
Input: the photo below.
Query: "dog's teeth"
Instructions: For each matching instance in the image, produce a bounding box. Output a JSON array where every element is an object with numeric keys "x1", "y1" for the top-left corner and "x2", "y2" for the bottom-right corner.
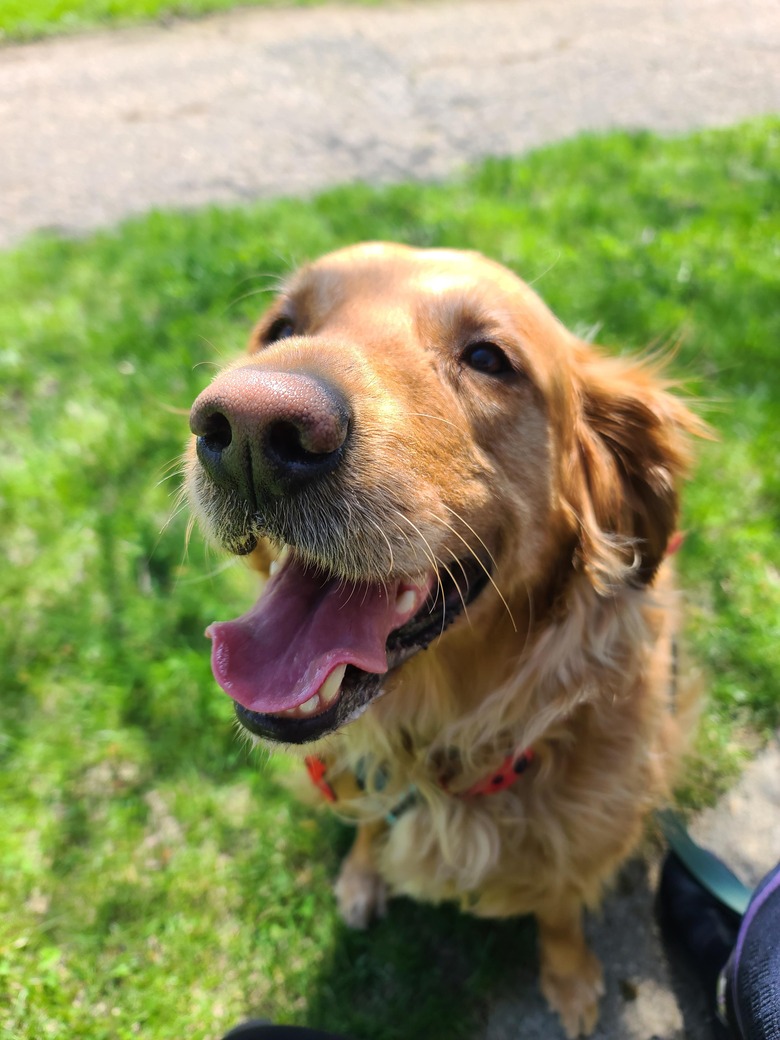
[
  {"x1": 320, "y1": 664, "x2": 346, "y2": 706},
  {"x1": 269, "y1": 545, "x2": 290, "y2": 577},
  {"x1": 298, "y1": 693, "x2": 321, "y2": 715},
  {"x1": 395, "y1": 589, "x2": 417, "y2": 615}
]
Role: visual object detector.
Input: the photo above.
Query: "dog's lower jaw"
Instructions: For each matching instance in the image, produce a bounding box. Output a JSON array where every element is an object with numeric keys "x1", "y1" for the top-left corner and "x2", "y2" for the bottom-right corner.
[
  {"x1": 230, "y1": 551, "x2": 493, "y2": 745},
  {"x1": 234, "y1": 666, "x2": 384, "y2": 744}
]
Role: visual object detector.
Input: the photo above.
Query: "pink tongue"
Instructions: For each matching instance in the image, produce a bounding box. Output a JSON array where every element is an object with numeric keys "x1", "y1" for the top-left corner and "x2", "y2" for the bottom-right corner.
[{"x1": 206, "y1": 558, "x2": 430, "y2": 714}]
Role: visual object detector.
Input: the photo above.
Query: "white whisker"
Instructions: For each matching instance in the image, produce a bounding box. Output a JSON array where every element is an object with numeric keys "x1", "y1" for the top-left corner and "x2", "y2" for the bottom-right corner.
[
  {"x1": 176, "y1": 556, "x2": 241, "y2": 584},
  {"x1": 406, "y1": 412, "x2": 465, "y2": 433},
  {"x1": 439, "y1": 557, "x2": 471, "y2": 629},
  {"x1": 526, "y1": 252, "x2": 561, "y2": 288},
  {"x1": 226, "y1": 284, "x2": 281, "y2": 311},
  {"x1": 442, "y1": 504, "x2": 500, "y2": 574},
  {"x1": 391, "y1": 511, "x2": 446, "y2": 623},
  {"x1": 437, "y1": 511, "x2": 517, "y2": 632},
  {"x1": 365, "y1": 516, "x2": 395, "y2": 576}
]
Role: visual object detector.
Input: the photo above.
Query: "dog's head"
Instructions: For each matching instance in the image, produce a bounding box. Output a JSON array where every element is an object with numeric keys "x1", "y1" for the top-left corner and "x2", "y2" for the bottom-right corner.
[{"x1": 186, "y1": 243, "x2": 699, "y2": 744}]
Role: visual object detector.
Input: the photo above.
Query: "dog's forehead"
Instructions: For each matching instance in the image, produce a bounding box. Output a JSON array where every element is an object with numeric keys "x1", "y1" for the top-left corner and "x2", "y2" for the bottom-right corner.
[
  {"x1": 284, "y1": 245, "x2": 572, "y2": 383},
  {"x1": 289, "y1": 243, "x2": 538, "y2": 315}
]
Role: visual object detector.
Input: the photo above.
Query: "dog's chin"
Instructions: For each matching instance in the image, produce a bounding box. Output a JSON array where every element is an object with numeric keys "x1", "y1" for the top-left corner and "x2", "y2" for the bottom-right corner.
[
  {"x1": 234, "y1": 555, "x2": 491, "y2": 745},
  {"x1": 235, "y1": 666, "x2": 382, "y2": 745}
]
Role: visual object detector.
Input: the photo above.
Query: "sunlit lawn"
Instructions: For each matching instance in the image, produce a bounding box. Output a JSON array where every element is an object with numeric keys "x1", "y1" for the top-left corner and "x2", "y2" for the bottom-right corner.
[{"x1": 1, "y1": 119, "x2": 778, "y2": 1039}]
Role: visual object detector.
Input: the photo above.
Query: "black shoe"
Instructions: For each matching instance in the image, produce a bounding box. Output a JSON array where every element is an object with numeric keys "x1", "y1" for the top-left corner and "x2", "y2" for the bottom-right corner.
[
  {"x1": 221, "y1": 1023, "x2": 273, "y2": 1040},
  {"x1": 657, "y1": 851, "x2": 742, "y2": 1039},
  {"x1": 221, "y1": 1023, "x2": 352, "y2": 1040}
]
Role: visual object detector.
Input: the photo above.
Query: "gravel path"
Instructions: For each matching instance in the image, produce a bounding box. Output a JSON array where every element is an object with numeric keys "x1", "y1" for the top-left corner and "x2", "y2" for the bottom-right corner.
[{"x1": 3, "y1": 2, "x2": 779, "y2": 1037}]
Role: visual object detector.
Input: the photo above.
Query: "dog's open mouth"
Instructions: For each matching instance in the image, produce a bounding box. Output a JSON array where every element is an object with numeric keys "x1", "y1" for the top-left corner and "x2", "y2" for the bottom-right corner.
[{"x1": 206, "y1": 549, "x2": 490, "y2": 744}]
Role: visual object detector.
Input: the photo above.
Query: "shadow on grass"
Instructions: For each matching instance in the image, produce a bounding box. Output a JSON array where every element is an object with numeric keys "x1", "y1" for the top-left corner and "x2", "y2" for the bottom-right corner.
[{"x1": 237, "y1": 811, "x2": 537, "y2": 1040}]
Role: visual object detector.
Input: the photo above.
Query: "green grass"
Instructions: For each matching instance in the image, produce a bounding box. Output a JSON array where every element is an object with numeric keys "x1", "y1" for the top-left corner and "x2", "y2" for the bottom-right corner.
[
  {"x1": 0, "y1": 0, "x2": 379, "y2": 44},
  {"x1": 1, "y1": 119, "x2": 778, "y2": 1038}
]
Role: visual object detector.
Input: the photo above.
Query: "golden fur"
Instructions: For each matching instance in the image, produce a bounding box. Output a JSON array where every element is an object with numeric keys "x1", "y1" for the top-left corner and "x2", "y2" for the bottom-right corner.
[{"x1": 186, "y1": 243, "x2": 703, "y2": 1037}]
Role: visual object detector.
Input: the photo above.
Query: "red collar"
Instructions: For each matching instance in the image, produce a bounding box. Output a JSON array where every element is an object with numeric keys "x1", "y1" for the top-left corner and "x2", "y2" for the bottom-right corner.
[
  {"x1": 457, "y1": 749, "x2": 534, "y2": 797},
  {"x1": 305, "y1": 748, "x2": 534, "y2": 807},
  {"x1": 305, "y1": 756, "x2": 338, "y2": 803}
]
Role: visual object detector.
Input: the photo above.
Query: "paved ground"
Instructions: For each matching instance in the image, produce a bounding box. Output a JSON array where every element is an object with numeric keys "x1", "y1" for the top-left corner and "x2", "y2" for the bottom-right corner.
[
  {"x1": 3, "y1": 1, "x2": 779, "y2": 1037},
  {"x1": 484, "y1": 734, "x2": 780, "y2": 1040},
  {"x1": 2, "y1": 0, "x2": 780, "y2": 247}
]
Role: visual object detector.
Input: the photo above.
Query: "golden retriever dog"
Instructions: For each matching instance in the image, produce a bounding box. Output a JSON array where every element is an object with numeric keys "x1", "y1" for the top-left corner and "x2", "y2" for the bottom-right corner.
[{"x1": 186, "y1": 243, "x2": 701, "y2": 1037}]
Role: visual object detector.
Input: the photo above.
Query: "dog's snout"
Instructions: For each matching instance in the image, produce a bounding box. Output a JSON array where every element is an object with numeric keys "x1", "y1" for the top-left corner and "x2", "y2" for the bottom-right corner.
[{"x1": 190, "y1": 366, "x2": 351, "y2": 497}]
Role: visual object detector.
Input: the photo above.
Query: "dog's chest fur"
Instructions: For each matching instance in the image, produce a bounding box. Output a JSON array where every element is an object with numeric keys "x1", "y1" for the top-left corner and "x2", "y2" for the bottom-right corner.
[{"x1": 323, "y1": 574, "x2": 682, "y2": 915}]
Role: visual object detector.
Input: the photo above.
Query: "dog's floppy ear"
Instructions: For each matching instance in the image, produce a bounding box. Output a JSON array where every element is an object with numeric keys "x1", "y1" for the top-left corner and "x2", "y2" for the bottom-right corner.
[{"x1": 562, "y1": 344, "x2": 703, "y2": 593}]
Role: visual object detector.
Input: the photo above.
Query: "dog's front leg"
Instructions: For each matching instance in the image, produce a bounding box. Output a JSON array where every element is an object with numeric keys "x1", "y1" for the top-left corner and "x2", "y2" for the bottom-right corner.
[
  {"x1": 334, "y1": 820, "x2": 388, "y2": 930},
  {"x1": 536, "y1": 898, "x2": 605, "y2": 1038}
]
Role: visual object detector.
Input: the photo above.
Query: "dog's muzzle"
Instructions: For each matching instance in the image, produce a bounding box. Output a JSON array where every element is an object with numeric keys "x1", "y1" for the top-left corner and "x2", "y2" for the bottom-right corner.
[
  {"x1": 189, "y1": 361, "x2": 492, "y2": 745},
  {"x1": 189, "y1": 365, "x2": 351, "y2": 502}
]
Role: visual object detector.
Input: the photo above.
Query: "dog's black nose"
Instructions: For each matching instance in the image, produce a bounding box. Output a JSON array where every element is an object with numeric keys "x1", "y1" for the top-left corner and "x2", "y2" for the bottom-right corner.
[{"x1": 190, "y1": 367, "x2": 351, "y2": 499}]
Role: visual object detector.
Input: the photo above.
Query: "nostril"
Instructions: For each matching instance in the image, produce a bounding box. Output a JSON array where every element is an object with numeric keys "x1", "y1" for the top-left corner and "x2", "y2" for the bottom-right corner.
[
  {"x1": 190, "y1": 369, "x2": 350, "y2": 495},
  {"x1": 199, "y1": 411, "x2": 233, "y2": 454},
  {"x1": 266, "y1": 420, "x2": 325, "y2": 466}
]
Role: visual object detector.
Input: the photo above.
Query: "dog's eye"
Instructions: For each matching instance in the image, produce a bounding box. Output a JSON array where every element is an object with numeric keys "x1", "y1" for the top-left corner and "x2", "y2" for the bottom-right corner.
[
  {"x1": 462, "y1": 342, "x2": 513, "y2": 376},
  {"x1": 265, "y1": 316, "x2": 296, "y2": 344}
]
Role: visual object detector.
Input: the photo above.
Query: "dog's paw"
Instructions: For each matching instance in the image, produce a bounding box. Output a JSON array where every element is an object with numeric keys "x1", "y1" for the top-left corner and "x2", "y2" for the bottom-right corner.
[
  {"x1": 540, "y1": 949, "x2": 605, "y2": 1038},
  {"x1": 334, "y1": 861, "x2": 388, "y2": 930}
]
